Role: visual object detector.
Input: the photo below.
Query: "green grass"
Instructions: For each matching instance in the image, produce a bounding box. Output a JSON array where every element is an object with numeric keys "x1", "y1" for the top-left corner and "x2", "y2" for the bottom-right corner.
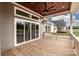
[
  {"x1": 57, "y1": 32, "x2": 69, "y2": 36},
  {"x1": 73, "y1": 32, "x2": 79, "y2": 36},
  {"x1": 73, "y1": 29, "x2": 79, "y2": 36},
  {"x1": 52, "y1": 32, "x2": 69, "y2": 36}
]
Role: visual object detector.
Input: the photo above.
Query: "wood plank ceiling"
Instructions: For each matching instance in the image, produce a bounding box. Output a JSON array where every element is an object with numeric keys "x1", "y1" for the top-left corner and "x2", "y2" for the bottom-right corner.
[{"x1": 17, "y1": 2, "x2": 71, "y2": 16}]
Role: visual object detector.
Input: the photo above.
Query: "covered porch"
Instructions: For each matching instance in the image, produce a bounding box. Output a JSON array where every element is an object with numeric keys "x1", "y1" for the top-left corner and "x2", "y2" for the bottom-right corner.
[{"x1": 0, "y1": 2, "x2": 79, "y2": 56}]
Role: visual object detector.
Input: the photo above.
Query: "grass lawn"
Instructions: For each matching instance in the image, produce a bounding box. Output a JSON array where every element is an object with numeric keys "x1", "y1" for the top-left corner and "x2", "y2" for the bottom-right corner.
[
  {"x1": 52, "y1": 32, "x2": 69, "y2": 36},
  {"x1": 73, "y1": 29, "x2": 79, "y2": 37},
  {"x1": 57, "y1": 32, "x2": 69, "y2": 36},
  {"x1": 73, "y1": 32, "x2": 79, "y2": 36}
]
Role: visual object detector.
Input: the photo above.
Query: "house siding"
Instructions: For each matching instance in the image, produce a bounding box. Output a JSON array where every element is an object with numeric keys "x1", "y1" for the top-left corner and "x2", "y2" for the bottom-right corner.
[{"x1": 0, "y1": 3, "x2": 14, "y2": 51}]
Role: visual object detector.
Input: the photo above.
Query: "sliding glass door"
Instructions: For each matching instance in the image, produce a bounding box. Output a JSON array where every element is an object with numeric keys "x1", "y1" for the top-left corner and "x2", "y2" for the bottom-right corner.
[
  {"x1": 31, "y1": 23, "x2": 39, "y2": 39},
  {"x1": 25, "y1": 22, "x2": 30, "y2": 41},
  {"x1": 16, "y1": 19, "x2": 39, "y2": 45},
  {"x1": 16, "y1": 21, "x2": 24, "y2": 44}
]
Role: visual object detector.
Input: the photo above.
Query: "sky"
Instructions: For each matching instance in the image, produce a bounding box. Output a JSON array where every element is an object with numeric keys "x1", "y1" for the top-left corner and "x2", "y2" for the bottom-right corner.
[
  {"x1": 73, "y1": 11, "x2": 79, "y2": 23},
  {"x1": 50, "y1": 12, "x2": 79, "y2": 26},
  {"x1": 51, "y1": 14, "x2": 70, "y2": 26}
]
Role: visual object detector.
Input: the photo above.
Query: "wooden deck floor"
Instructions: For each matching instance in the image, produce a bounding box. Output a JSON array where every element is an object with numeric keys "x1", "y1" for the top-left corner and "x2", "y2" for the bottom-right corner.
[{"x1": 1, "y1": 33, "x2": 76, "y2": 56}]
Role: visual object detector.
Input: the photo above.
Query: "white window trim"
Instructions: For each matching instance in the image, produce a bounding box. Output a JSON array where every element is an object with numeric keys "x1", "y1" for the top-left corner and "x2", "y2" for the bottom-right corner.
[
  {"x1": 14, "y1": 17, "x2": 40, "y2": 46},
  {"x1": 14, "y1": 7, "x2": 40, "y2": 22}
]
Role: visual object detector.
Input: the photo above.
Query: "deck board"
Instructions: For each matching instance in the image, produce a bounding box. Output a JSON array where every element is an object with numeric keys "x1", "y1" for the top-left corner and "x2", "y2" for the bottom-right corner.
[{"x1": 1, "y1": 34, "x2": 76, "y2": 56}]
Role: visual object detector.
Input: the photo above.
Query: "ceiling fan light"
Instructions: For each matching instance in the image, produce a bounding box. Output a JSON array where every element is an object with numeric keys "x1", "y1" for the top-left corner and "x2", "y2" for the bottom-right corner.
[
  {"x1": 62, "y1": 6, "x2": 65, "y2": 8},
  {"x1": 44, "y1": 11, "x2": 47, "y2": 13}
]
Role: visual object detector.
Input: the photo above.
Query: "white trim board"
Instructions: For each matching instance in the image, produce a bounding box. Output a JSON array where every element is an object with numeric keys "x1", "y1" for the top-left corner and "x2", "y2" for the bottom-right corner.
[{"x1": 14, "y1": 7, "x2": 40, "y2": 22}]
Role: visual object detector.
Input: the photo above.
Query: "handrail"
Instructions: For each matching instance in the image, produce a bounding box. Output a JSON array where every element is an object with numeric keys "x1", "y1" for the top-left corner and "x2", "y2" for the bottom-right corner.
[
  {"x1": 70, "y1": 33, "x2": 79, "y2": 55},
  {"x1": 71, "y1": 33, "x2": 79, "y2": 42}
]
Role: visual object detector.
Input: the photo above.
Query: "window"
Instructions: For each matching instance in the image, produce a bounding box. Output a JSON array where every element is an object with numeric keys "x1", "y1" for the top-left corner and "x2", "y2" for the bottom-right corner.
[
  {"x1": 16, "y1": 9, "x2": 30, "y2": 18},
  {"x1": 32, "y1": 15, "x2": 39, "y2": 20},
  {"x1": 16, "y1": 22, "x2": 24, "y2": 44}
]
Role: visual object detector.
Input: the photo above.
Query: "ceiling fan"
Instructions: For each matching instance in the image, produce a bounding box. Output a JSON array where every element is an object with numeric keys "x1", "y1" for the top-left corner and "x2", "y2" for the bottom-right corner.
[{"x1": 42, "y1": 3, "x2": 55, "y2": 14}]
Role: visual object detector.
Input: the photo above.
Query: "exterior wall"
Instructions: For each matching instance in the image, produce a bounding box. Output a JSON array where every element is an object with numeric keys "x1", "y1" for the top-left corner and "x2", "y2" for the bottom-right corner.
[
  {"x1": 0, "y1": 40, "x2": 1, "y2": 56},
  {"x1": 40, "y1": 23, "x2": 52, "y2": 38},
  {"x1": 0, "y1": 3, "x2": 14, "y2": 51},
  {"x1": 45, "y1": 24, "x2": 51, "y2": 32},
  {"x1": 40, "y1": 22, "x2": 56, "y2": 35},
  {"x1": 51, "y1": 25, "x2": 54, "y2": 32},
  {"x1": 50, "y1": 25, "x2": 57, "y2": 33},
  {"x1": 40, "y1": 23, "x2": 46, "y2": 38}
]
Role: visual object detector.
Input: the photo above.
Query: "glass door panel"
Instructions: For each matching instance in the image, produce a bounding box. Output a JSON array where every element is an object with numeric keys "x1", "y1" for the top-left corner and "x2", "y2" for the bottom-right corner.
[
  {"x1": 32, "y1": 23, "x2": 35, "y2": 39},
  {"x1": 45, "y1": 26, "x2": 48, "y2": 32},
  {"x1": 25, "y1": 22, "x2": 30, "y2": 41},
  {"x1": 36, "y1": 24, "x2": 39, "y2": 38},
  {"x1": 16, "y1": 22, "x2": 24, "y2": 44},
  {"x1": 16, "y1": 19, "x2": 39, "y2": 45}
]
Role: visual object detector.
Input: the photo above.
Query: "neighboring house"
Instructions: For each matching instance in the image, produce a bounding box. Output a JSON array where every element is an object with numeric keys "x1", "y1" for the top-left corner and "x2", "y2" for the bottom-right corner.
[
  {"x1": 53, "y1": 19, "x2": 67, "y2": 32},
  {"x1": 57, "y1": 26, "x2": 67, "y2": 33}
]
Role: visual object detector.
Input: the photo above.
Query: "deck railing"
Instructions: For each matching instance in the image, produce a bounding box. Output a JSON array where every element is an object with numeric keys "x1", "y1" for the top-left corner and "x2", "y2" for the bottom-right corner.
[
  {"x1": 43, "y1": 32, "x2": 79, "y2": 55},
  {"x1": 71, "y1": 33, "x2": 79, "y2": 55}
]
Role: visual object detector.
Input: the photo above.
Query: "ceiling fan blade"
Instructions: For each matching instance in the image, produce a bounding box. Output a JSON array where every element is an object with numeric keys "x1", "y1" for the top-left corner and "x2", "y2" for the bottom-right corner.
[
  {"x1": 47, "y1": 6, "x2": 54, "y2": 11},
  {"x1": 42, "y1": 3, "x2": 55, "y2": 14}
]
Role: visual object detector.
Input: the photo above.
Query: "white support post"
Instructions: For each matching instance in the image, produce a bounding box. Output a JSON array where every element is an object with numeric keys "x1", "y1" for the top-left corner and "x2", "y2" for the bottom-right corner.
[
  {"x1": 70, "y1": 12, "x2": 75, "y2": 48},
  {"x1": 70, "y1": 13, "x2": 73, "y2": 34}
]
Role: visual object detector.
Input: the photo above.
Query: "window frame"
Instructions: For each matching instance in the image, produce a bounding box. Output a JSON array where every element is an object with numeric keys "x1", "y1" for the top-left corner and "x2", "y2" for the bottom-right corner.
[{"x1": 14, "y1": 17, "x2": 40, "y2": 46}]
